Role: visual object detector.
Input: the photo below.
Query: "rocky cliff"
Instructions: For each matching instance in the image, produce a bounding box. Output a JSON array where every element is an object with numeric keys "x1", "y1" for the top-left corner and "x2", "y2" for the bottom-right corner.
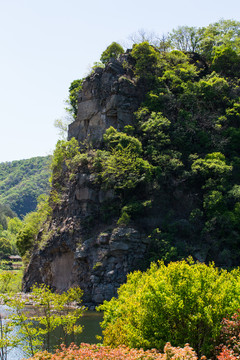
[
  {"x1": 68, "y1": 54, "x2": 144, "y2": 146},
  {"x1": 23, "y1": 55, "x2": 150, "y2": 307},
  {"x1": 23, "y1": 44, "x2": 238, "y2": 304},
  {"x1": 21, "y1": 35, "x2": 240, "y2": 307}
]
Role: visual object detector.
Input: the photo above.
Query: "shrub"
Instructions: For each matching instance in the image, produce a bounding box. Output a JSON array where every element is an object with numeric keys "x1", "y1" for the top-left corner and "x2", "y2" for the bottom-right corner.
[
  {"x1": 50, "y1": 138, "x2": 80, "y2": 183},
  {"x1": 98, "y1": 259, "x2": 240, "y2": 357},
  {"x1": 65, "y1": 79, "x2": 84, "y2": 119},
  {"x1": 191, "y1": 152, "x2": 232, "y2": 180},
  {"x1": 216, "y1": 310, "x2": 240, "y2": 359},
  {"x1": 103, "y1": 127, "x2": 142, "y2": 155},
  {"x1": 26, "y1": 342, "x2": 198, "y2": 360},
  {"x1": 101, "y1": 146, "x2": 153, "y2": 190}
]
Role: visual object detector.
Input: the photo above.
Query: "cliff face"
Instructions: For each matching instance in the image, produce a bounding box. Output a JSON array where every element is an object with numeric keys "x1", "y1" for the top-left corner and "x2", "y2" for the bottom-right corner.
[
  {"x1": 68, "y1": 55, "x2": 144, "y2": 146},
  {"x1": 23, "y1": 56, "x2": 149, "y2": 307},
  {"x1": 22, "y1": 42, "x2": 240, "y2": 300}
]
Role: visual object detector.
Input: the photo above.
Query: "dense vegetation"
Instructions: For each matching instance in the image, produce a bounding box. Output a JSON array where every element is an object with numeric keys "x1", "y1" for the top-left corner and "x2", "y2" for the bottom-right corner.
[
  {"x1": 98, "y1": 259, "x2": 240, "y2": 357},
  {"x1": 0, "y1": 156, "x2": 51, "y2": 259},
  {"x1": 0, "y1": 156, "x2": 51, "y2": 218},
  {"x1": 46, "y1": 19, "x2": 240, "y2": 268},
  {"x1": 5, "y1": 18, "x2": 240, "y2": 360},
  {"x1": 26, "y1": 342, "x2": 198, "y2": 360},
  {"x1": 0, "y1": 203, "x2": 16, "y2": 231}
]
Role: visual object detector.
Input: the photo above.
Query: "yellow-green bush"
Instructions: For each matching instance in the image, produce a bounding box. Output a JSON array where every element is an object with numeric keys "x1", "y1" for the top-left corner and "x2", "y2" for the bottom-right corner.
[{"x1": 98, "y1": 259, "x2": 240, "y2": 357}]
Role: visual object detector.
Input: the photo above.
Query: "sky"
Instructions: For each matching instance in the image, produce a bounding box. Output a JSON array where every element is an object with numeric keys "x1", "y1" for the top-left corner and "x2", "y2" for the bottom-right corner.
[{"x1": 0, "y1": 0, "x2": 240, "y2": 163}]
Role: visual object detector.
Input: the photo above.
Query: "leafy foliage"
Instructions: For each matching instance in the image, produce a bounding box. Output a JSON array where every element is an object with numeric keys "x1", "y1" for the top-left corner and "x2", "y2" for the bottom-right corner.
[
  {"x1": 169, "y1": 26, "x2": 203, "y2": 52},
  {"x1": 0, "y1": 156, "x2": 51, "y2": 218},
  {"x1": 103, "y1": 126, "x2": 143, "y2": 154},
  {"x1": 200, "y1": 19, "x2": 240, "y2": 61},
  {"x1": 0, "y1": 237, "x2": 12, "y2": 258},
  {"x1": 0, "y1": 269, "x2": 22, "y2": 293},
  {"x1": 65, "y1": 79, "x2": 84, "y2": 119},
  {"x1": 16, "y1": 195, "x2": 51, "y2": 258},
  {"x1": 212, "y1": 46, "x2": 240, "y2": 77},
  {"x1": 50, "y1": 138, "x2": 80, "y2": 184},
  {"x1": 98, "y1": 260, "x2": 240, "y2": 357},
  {"x1": 217, "y1": 310, "x2": 240, "y2": 360},
  {"x1": 26, "y1": 342, "x2": 198, "y2": 360},
  {"x1": 0, "y1": 203, "x2": 16, "y2": 229},
  {"x1": 0, "y1": 216, "x2": 23, "y2": 257},
  {"x1": 100, "y1": 42, "x2": 124, "y2": 64},
  {"x1": 27, "y1": 19, "x2": 240, "y2": 275},
  {"x1": 1, "y1": 284, "x2": 83, "y2": 356},
  {"x1": 131, "y1": 41, "x2": 159, "y2": 80},
  {"x1": 101, "y1": 146, "x2": 152, "y2": 190},
  {"x1": 191, "y1": 153, "x2": 232, "y2": 181}
]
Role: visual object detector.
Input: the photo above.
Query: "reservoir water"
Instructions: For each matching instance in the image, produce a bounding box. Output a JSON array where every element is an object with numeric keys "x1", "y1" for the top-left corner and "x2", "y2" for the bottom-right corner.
[{"x1": 0, "y1": 305, "x2": 103, "y2": 360}]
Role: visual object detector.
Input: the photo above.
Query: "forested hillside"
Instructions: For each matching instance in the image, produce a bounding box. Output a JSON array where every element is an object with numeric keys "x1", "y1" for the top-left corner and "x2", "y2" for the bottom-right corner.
[{"x1": 0, "y1": 156, "x2": 51, "y2": 218}]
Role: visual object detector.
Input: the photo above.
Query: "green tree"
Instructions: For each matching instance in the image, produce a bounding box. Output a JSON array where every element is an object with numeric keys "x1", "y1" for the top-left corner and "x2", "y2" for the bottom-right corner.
[
  {"x1": 200, "y1": 19, "x2": 240, "y2": 60},
  {"x1": 103, "y1": 126, "x2": 142, "y2": 154},
  {"x1": 100, "y1": 42, "x2": 124, "y2": 64},
  {"x1": 0, "y1": 204, "x2": 16, "y2": 230},
  {"x1": 0, "y1": 217, "x2": 23, "y2": 255},
  {"x1": 0, "y1": 270, "x2": 22, "y2": 293},
  {"x1": 169, "y1": 26, "x2": 203, "y2": 52},
  {"x1": 50, "y1": 137, "x2": 80, "y2": 184},
  {"x1": 0, "y1": 156, "x2": 51, "y2": 218},
  {"x1": 0, "y1": 237, "x2": 12, "y2": 259},
  {"x1": 0, "y1": 313, "x2": 18, "y2": 360},
  {"x1": 101, "y1": 146, "x2": 152, "y2": 191},
  {"x1": 191, "y1": 152, "x2": 232, "y2": 186},
  {"x1": 55, "y1": 79, "x2": 84, "y2": 139},
  {"x1": 140, "y1": 112, "x2": 171, "y2": 162},
  {"x1": 65, "y1": 79, "x2": 84, "y2": 119},
  {"x1": 131, "y1": 41, "x2": 159, "y2": 80},
  {"x1": 211, "y1": 46, "x2": 240, "y2": 77},
  {"x1": 16, "y1": 195, "x2": 51, "y2": 258},
  {"x1": 2, "y1": 285, "x2": 83, "y2": 356},
  {"x1": 98, "y1": 259, "x2": 240, "y2": 356}
]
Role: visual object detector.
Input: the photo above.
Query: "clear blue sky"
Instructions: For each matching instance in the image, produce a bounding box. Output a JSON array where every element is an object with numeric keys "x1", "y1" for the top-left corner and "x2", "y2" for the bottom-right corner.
[{"x1": 0, "y1": 0, "x2": 239, "y2": 162}]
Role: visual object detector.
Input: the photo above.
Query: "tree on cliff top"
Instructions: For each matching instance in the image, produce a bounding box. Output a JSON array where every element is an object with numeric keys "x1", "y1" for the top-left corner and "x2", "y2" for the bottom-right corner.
[{"x1": 100, "y1": 42, "x2": 124, "y2": 64}]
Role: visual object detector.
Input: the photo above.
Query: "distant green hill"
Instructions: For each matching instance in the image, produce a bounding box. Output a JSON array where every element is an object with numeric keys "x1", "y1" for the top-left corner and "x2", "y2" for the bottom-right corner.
[{"x1": 0, "y1": 156, "x2": 51, "y2": 218}]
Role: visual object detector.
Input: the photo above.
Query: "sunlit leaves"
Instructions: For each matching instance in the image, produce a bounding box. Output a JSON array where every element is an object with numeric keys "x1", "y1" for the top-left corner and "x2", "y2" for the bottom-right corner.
[
  {"x1": 131, "y1": 42, "x2": 159, "y2": 80},
  {"x1": 101, "y1": 146, "x2": 153, "y2": 190},
  {"x1": 191, "y1": 152, "x2": 232, "y2": 180},
  {"x1": 98, "y1": 260, "x2": 240, "y2": 356},
  {"x1": 100, "y1": 42, "x2": 124, "y2": 64},
  {"x1": 2, "y1": 284, "x2": 83, "y2": 356}
]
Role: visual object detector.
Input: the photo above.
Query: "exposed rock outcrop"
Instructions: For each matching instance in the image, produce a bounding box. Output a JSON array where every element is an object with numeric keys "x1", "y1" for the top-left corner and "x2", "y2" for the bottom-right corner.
[
  {"x1": 23, "y1": 166, "x2": 148, "y2": 307},
  {"x1": 23, "y1": 56, "x2": 149, "y2": 306},
  {"x1": 68, "y1": 55, "x2": 144, "y2": 146}
]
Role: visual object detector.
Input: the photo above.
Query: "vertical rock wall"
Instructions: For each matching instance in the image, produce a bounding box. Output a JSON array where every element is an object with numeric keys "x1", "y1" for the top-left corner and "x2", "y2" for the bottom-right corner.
[
  {"x1": 23, "y1": 57, "x2": 149, "y2": 306},
  {"x1": 68, "y1": 56, "x2": 144, "y2": 146}
]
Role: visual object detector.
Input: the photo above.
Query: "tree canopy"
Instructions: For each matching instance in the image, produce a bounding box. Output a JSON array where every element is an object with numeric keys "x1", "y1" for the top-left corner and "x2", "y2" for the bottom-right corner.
[
  {"x1": 0, "y1": 156, "x2": 51, "y2": 218},
  {"x1": 100, "y1": 42, "x2": 124, "y2": 64},
  {"x1": 98, "y1": 260, "x2": 240, "y2": 357}
]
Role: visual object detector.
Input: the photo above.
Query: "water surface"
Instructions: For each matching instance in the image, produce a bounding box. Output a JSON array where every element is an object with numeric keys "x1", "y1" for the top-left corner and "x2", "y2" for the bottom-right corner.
[{"x1": 0, "y1": 306, "x2": 103, "y2": 360}]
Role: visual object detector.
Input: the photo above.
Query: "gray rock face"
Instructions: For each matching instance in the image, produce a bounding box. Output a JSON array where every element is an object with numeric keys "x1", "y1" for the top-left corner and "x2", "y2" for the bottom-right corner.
[
  {"x1": 23, "y1": 168, "x2": 147, "y2": 306},
  {"x1": 23, "y1": 55, "x2": 150, "y2": 306},
  {"x1": 68, "y1": 56, "x2": 144, "y2": 147}
]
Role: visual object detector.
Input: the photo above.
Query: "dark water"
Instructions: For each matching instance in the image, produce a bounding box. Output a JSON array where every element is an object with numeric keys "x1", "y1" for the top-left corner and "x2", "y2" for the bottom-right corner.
[{"x1": 0, "y1": 306, "x2": 103, "y2": 360}]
